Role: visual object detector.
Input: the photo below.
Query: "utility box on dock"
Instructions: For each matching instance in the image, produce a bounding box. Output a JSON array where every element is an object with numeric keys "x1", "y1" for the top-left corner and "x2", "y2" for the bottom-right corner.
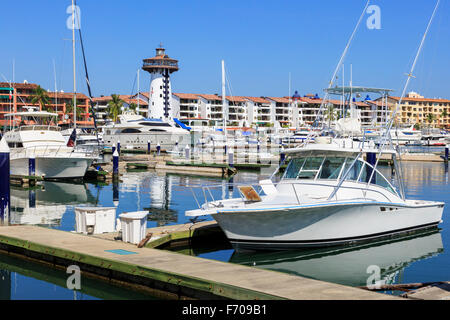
[
  {"x1": 119, "y1": 211, "x2": 148, "y2": 244},
  {"x1": 75, "y1": 207, "x2": 117, "y2": 235}
]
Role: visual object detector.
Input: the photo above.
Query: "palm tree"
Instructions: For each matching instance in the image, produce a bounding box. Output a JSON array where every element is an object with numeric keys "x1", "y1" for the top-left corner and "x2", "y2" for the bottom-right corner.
[
  {"x1": 426, "y1": 113, "x2": 436, "y2": 127},
  {"x1": 324, "y1": 104, "x2": 337, "y2": 128},
  {"x1": 66, "y1": 99, "x2": 85, "y2": 121},
  {"x1": 31, "y1": 85, "x2": 50, "y2": 111},
  {"x1": 128, "y1": 102, "x2": 138, "y2": 112},
  {"x1": 107, "y1": 94, "x2": 124, "y2": 122}
]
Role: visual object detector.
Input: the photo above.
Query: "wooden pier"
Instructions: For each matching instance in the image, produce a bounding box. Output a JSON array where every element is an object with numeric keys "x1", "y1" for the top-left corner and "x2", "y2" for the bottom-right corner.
[{"x1": 0, "y1": 225, "x2": 398, "y2": 300}]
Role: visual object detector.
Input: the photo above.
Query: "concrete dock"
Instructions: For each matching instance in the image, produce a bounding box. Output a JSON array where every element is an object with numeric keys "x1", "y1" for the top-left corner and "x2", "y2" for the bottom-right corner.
[{"x1": 0, "y1": 225, "x2": 399, "y2": 300}]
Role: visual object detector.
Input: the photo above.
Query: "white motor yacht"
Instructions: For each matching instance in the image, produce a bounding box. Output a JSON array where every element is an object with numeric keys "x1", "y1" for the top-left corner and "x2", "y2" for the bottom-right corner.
[
  {"x1": 186, "y1": 142, "x2": 444, "y2": 250},
  {"x1": 3, "y1": 108, "x2": 97, "y2": 179},
  {"x1": 61, "y1": 128, "x2": 104, "y2": 154},
  {"x1": 102, "y1": 111, "x2": 190, "y2": 151},
  {"x1": 391, "y1": 125, "x2": 422, "y2": 145}
]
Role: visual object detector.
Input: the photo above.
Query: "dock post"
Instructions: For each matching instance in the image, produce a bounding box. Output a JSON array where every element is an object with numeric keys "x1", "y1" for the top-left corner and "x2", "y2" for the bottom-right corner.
[
  {"x1": 113, "y1": 149, "x2": 119, "y2": 179},
  {"x1": 185, "y1": 145, "x2": 190, "y2": 161},
  {"x1": 279, "y1": 150, "x2": 285, "y2": 165},
  {"x1": 0, "y1": 138, "x2": 10, "y2": 225},
  {"x1": 156, "y1": 143, "x2": 161, "y2": 156},
  {"x1": 29, "y1": 155, "x2": 35, "y2": 177},
  {"x1": 28, "y1": 155, "x2": 36, "y2": 185},
  {"x1": 147, "y1": 140, "x2": 151, "y2": 155},
  {"x1": 117, "y1": 141, "x2": 121, "y2": 155},
  {"x1": 445, "y1": 145, "x2": 449, "y2": 162},
  {"x1": 112, "y1": 145, "x2": 116, "y2": 155},
  {"x1": 228, "y1": 150, "x2": 234, "y2": 168}
]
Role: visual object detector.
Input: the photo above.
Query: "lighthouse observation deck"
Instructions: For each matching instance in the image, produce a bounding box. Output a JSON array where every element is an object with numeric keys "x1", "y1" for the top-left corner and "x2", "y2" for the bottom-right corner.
[{"x1": 142, "y1": 47, "x2": 179, "y2": 73}]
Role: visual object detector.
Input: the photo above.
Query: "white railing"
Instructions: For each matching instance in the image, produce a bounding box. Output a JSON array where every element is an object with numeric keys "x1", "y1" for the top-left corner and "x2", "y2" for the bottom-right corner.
[
  {"x1": 14, "y1": 125, "x2": 61, "y2": 132},
  {"x1": 9, "y1": 144, "x2": 99, "y2": 160},
  {"x1": 187, "y1": 179, "x2": 394, "y2": 211}
]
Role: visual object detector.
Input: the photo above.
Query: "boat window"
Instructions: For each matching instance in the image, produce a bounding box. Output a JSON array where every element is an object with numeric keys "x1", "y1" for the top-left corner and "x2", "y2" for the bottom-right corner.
[
  {"x1": 284, "y1": 158, "x2": 305, "y2": 179},
  {"x1": 148, "y1": 129, "x2": 167, "y2": 132},
  {"x1": 342, "y1": 159, "x2": 364, "y2": 181},
  {"x1": 360, "y1": 163, "x2": 396, "y2": 194},
  {"x1": 340, "y1": 159, "x2": 397, "y2": 194},
  {"x1": 139, "y1": 122, "x2": 172, "y2": 127},
  {"x1": 120, "y1": 128, "x2": 141, "y2": 134},
  {"x1": 318, "y1": 157, "x2": 346, "y2": 180},
  {"x1": 297, "y1": 157, "x2": 324, "y2": 179}
]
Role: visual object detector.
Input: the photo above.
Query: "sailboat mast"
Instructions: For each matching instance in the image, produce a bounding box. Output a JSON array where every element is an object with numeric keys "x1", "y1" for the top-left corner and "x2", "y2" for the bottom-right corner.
[
  {"x1": 222, "y1": 60, "x2": 226, "y2": 132},
  {"x1": 137, "y1": 69, "x2": 140, "y2": 112},
  {"x1": 72, "y1": 0, "x2": 77, "y2": 129}
]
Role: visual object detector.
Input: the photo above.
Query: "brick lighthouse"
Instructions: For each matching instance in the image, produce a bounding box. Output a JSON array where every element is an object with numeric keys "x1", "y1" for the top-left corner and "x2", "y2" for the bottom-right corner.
[{"x1": 142, "y1": 46, "x2": 179, "y2": 120}]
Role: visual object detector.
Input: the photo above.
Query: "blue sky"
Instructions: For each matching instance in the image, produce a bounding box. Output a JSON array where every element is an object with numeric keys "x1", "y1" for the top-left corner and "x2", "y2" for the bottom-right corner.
[{"x1": 0, "y1": 0, "x2": 448, "y2": 99}]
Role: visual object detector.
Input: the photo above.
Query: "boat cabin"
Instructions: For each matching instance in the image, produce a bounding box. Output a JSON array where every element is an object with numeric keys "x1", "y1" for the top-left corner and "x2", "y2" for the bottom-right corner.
[{"x1": 282, "y1": 145, "x2": 399, "y2": 198}]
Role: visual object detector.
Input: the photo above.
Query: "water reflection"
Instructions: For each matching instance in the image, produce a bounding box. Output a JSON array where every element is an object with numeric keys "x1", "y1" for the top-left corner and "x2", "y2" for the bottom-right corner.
[
  {"x1": 0, "y1": 252, "x2": 156, "y2": 300},
  {"x1": 7, "y1": 170, "x2": 262, "y2": 231},
  {"x1": 229, "y1": 229, "x2": 444, "y2": 287},
  {"x1": 10, "y1": 182, "x2": 97, "y2": 227}
]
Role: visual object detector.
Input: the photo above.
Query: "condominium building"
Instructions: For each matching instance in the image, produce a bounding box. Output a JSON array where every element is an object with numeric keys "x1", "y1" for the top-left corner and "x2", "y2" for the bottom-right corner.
[
  {"x1": 92, "y1": 93, "x2": 149, "y2": 124},
  {"x1": 245, "y1": 96, "x2": 273, "y2": 127},
  {"x1": 385, "y1": 92, "x2": 450, "y2": 128},
  {"x1": 0, "y1": 81, "x2": 93, "y2": 128}
]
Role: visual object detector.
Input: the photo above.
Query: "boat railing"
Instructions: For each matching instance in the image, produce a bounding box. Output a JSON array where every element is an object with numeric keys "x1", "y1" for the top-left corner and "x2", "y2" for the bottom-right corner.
[
  {"x1": 9, "y1": 144, "x2": 99, "y2": 160},
  {"x1": 15, "y1": 125, "x2": 61, "y2": 132},
  {"x1": 187, "y1": 179, "x2": 394, "y2": 211}
]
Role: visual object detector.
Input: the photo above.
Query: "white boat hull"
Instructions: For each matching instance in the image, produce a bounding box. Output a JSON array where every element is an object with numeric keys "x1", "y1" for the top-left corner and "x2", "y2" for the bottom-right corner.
[
  {"x1": 10, "y1": 156, "x2": 93, "y2": 179},
  {"x1": 102, "y1": 132, "x2": 190, "y2": 151},
  {"x1": 212, "y1": 201, "x2": 444, "y2": 250}
]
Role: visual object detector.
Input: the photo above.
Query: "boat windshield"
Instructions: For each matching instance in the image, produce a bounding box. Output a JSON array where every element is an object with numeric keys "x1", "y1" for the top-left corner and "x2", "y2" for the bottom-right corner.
[{"x1": 283, "y1": 155, "x2": 396, "y2": 194}]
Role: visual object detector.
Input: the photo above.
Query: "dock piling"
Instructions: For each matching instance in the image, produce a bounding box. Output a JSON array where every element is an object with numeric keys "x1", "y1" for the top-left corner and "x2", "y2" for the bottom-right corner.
[
  {"x1": 185, "y1": 145, "x2": 190, "y2": 161},
  {"x1": 228, "y1": 150, "x2": 234, "y2": 168},
  {"x1": 0, "y1": 138, "x2": 10, "y2": 225},
  {"x1": 113, "y1": 149, "x2": 119, "y2": 179},
  {"x1": 28, "y1": 155, "x2": 36, "y2": 186}
]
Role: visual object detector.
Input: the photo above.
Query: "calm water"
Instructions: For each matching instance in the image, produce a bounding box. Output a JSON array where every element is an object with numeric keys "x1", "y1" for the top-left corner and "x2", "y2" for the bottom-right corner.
[{"x1": 1, "y1": 162, "x2": 449, "y2": 298}]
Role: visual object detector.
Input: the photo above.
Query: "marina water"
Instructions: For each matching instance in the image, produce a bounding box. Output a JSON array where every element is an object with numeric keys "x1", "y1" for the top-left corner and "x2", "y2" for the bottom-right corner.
[{"x1": 1, "y1": 161, "x2": 449, "y2": 299}]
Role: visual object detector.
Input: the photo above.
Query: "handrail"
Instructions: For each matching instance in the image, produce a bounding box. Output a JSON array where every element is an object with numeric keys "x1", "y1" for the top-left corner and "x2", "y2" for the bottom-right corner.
[{"x1": 189, "y1": 178, "x2": 396, "y2": 210}]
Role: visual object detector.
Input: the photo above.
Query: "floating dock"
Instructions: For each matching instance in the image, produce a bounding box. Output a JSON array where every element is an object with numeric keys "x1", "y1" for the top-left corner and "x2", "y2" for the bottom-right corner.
[{"x1": 0, "y1": 225, "x2": 398, "y2": 300}]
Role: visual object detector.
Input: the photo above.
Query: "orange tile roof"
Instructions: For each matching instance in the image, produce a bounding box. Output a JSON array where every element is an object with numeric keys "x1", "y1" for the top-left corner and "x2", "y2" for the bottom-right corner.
[
  {"x1": 48, "y1": 92, "x2": 89, "y2": 100},
  {"x1": 267, "y1": 97, "x2": 290, "y2": 103},
  {"x1": 389, "y1": 96, "x2": 450, "y2": 103},
  {"x1": 197, "y1": 94, "x2": 221, "y2": 101},
  {"x1": 366, "y1": 100, "x2": 394, "y2": 107},
  {"x1": 245, "y1": 96, "x2": 270, "y2": 104},
  {"x1": 227, "y1": 96, "x2": 248, "y2": 103},
  {"x1": 173, "y1": 93, "x2": 200, "y2": 100},
  {"x1": 299, "y1": 97, "x2": 324, "y2": 104},
  {"x1": 0, "y1": 82, "x2": 38, "y2": 90}
]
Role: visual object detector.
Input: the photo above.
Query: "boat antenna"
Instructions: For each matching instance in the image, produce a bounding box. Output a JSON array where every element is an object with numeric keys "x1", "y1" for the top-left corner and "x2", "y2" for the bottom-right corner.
[
  {"x1": 366, "y1": 0, "x2": 441, "y2": 200},
  {"x1": 305, "y1": 0, "x2": 370, "y2": 144},
  {"x1": 222, "y1": 60, "x2": 226, "y2": 132}
]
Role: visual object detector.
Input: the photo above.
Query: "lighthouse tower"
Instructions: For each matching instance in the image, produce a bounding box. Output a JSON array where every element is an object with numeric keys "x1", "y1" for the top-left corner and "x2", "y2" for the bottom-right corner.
[{"x1": 142, "y1": 46, "x2": 179, "y2": 120}]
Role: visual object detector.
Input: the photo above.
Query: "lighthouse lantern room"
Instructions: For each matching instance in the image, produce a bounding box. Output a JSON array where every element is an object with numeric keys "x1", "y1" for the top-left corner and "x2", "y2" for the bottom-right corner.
[{"x1": 142, "y1": 46, "x2": 179, "y2": 120}]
